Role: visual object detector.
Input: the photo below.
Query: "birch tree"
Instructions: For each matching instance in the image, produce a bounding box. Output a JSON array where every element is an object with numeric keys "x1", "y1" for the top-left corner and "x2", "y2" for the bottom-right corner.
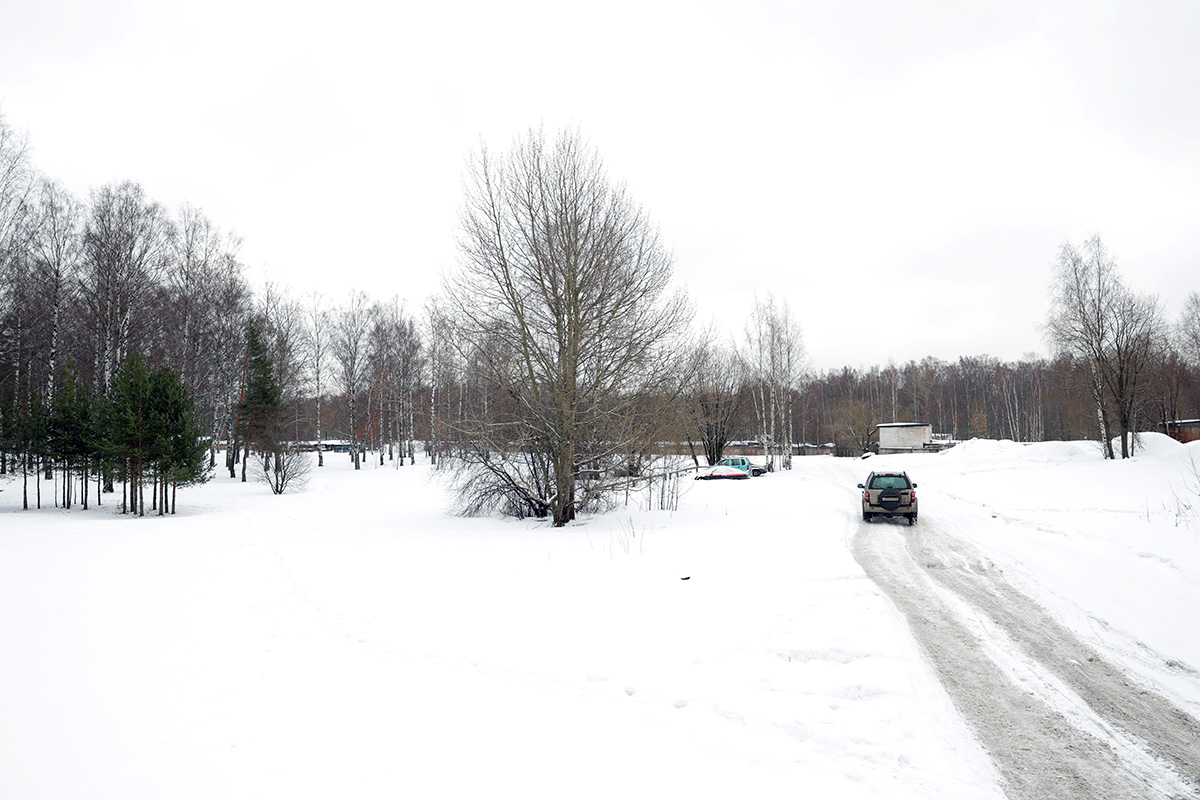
[
  {"x1": 1045, "y1": 236, "x2": 1166, "y2": 458},
  {"x1": 29, "y1": 180, "x2": 83, "y2": 402},
  {"x1": 212, "y1": 250, "x2": 251, "y2": 475},
  {"x1": 306, "y1": 292, "x2": 331, "y2": 466},
  {"x1": 332, "y1": 289, "x2": 371, "y2": 469},
  {"x1": 740, "y1": 294, "x2": 806, "y2": 470},
  {"x1": 80, "y1": 181, "x2": 171, "y2": 395},
  {"x1": 365, "y1": 298, "x2": 421, "y2": 467},
  {"x1": 424, "y1": 297, "x2": 456, "y2": 467},
  {"x1": 259, "y1": 283, "x2": 307, "y2": 416},
  {"x1": 165, "y1": 205, "x2": 219, "y2": 389},
  {"x1": 0, "y1": 118, "x2": 36, "y2": 394}
]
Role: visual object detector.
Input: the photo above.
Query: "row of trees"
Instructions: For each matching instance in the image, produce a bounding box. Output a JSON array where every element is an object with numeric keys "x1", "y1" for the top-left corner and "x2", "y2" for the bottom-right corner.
[
  {"x1": 0, "y1": 112, "x2": 428, "y2": 506},
  {"x1": 0, "y1": 356, "x2": 207, "y2": 514},
  {"x1": 4, "y1": 114, "x2": 1200, "y2": 524},
  {"x1": 709, "y1": 244, "x2": 1197, "y2": 458}
]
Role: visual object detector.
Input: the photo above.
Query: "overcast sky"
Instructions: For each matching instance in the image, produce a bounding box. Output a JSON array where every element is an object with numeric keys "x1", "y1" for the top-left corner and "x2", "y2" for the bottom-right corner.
[{"x1": 3, "y1": 0, "x2": 1198, "y2": 371}]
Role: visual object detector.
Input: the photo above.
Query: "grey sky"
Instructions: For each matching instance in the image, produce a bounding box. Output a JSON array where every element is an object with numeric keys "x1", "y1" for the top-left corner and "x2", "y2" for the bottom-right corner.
[{"x1": 3, "y1": 0, "x2": 1197, "y2": 370}]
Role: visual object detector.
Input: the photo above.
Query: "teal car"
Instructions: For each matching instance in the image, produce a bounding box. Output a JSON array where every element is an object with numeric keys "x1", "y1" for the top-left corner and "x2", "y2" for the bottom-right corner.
[{"x1": 716, "y1": 456, "x2": 766, "y2": 477}]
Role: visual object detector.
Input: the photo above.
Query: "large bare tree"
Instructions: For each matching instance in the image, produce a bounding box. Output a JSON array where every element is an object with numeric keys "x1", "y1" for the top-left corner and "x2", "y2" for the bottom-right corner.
[
  {"x1": 443, "y1": 128, "x2": 690, "y2": 526},
  {"x1": 1045, "y1": 236, "x2": 1166, "y2": 458}
]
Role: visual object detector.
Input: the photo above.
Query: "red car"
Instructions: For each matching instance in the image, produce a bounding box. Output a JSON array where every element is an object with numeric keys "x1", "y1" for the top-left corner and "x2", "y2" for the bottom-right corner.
[{"x1": 695, "y1": 463, "x2": 750, "y2": 480}]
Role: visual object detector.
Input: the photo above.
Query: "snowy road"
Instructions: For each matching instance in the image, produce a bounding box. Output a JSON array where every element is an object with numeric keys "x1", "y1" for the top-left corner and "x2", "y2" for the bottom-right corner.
[{"x1": 850, "y1": 499, "x2": 1200, "y2": 799}]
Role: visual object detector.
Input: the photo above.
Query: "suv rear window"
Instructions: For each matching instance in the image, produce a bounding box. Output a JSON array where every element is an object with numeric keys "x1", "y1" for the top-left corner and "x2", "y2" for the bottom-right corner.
[{"x1": 869, "y1": 475, "x2": 911, "y2": 490}]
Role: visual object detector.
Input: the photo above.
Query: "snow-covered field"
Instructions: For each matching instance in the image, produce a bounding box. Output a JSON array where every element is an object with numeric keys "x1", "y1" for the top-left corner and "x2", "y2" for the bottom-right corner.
[{"x1": 3, "y1": 435, "x2": 1199, "y2": 799}]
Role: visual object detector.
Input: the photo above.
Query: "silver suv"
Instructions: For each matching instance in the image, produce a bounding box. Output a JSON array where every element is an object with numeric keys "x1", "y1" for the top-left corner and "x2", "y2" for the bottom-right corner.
[{"x1": 858, "y1": 471, "x2": 918, "y2": 525}]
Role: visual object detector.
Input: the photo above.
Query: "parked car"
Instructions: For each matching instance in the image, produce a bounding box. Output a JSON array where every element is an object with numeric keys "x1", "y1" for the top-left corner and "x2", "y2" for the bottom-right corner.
[
  {"x1": 695, "y1": 456, "x2": 766, "y2": 480},
  {"x1": 857, "y1": 470, "x2": 918, "y2": 525},
  {"x1": 718, "y1": 456, "x2": 767, "y2": 477},
  {"x1": 695, "y1": 463, "x2": 750, "y2": 480}
]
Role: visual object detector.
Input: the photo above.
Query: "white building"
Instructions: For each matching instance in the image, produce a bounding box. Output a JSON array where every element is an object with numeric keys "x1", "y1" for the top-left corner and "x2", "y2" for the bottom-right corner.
[{"x1": 875, "y1": 423, "x2": 933, "y2": 454}]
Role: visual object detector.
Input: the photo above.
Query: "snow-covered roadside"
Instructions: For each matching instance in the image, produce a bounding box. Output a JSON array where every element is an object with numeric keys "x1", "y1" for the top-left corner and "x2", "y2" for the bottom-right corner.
[{"x1": 1, "y1": 455, "x2": 1002, "y2": 799}]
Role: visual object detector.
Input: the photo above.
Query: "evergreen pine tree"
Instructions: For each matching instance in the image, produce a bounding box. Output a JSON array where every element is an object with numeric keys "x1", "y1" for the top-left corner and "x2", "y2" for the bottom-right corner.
[
  {"x1": 150, "y1": 364, "x2": 210, "y2": 514},
  {"x1": 238, "y1": 320, "x2": 283, "y2": 480},
  {"x1": 49, "y1": 365, "x2": 92, "y2": 508},
  {"x1": 11, "y1": 385, "x2": 49, "y2": 511},
  {"x1": 105, "y1": 354, "x2": 154, "y2": 515},
  {"x1": 0, "y1": 390, "x2": 15, "y2": 477}
]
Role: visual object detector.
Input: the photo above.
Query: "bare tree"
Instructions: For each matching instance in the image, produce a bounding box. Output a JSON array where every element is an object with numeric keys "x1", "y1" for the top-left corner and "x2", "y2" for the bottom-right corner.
[
  {"x1": 423, "y1": 297, "x2": 457, "y2": 467},
  {"x1": 29, "y1": 180, "x2": 83, "y2": 402},
  {"x1": 682, "y1": 332, "x2": 743, "y2": 466},
  {"x1": 1045, "y1": 236, "x2": 1166, "y2": 458},
  {"x1": 210, "y1": 248, "x2": 251, "y2": 475},
  {"x1": 0, "y1": 117, "x2": 36, "y2": 392},
  {"x1": 833, "y1": 398, "x2": 877, "y2": 455},
  {"x1": 258, "y1": 410, "x2": 311, "y2": 495},
  {"x1": 331, "y1": 289, "x2": 371, "y2": 469},
  {"x1": 443, "y1": 128, "x2": 690, "y2": 526},
  {"x1": 1150, "y1": 349, "x2": 1188, "y2": 439},
  {"x1": 366, "y1": 300, "x2": 393, "y2": 466},
  {"x1": 395, "y1": 309, "x2": 423, "y2": 467},
  {"x1": 1179, "y1": 291, "x2": 1200, "y2": 369},
  {"x1": 80, "y1": 181, "x2": 171, "y2": 394},
  {"x1": 164, "y1": 204, "x2": 221, "y2": 391},
  {"x1": 305, "y1": 292, "x2": 331, "y2": 466},
  {"x1": 259, "y1": 283, "x2": 307, "y2": 409},
  {"x1": 740, "y1": 294, "x2": 806, "y2": 470},
  {"x1": 365, "y1": 297, "x2": 421, "y2": 467},
  {"x1": 0, "y1": 115, "x2": 33, "y2": 285}
]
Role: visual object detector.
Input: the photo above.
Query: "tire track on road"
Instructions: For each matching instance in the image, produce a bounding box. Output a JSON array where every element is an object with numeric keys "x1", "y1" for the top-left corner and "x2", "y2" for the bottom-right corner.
[{"x1": 853, "y1": 520, "x2": 1200, "y2": 799}]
